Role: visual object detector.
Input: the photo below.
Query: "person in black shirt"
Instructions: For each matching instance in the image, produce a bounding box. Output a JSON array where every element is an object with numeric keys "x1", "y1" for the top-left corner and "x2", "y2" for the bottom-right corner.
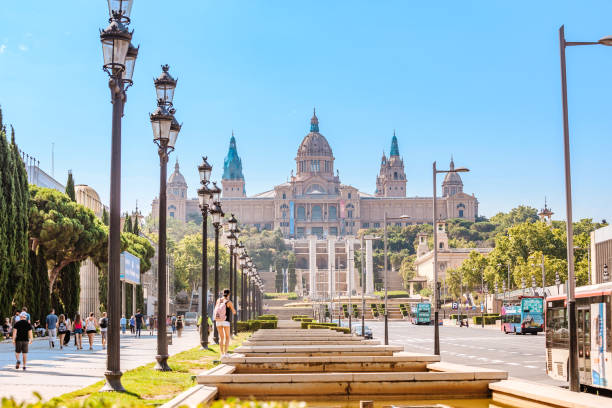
[
  {"x1": 135, "y1": 310, "x2": 143, "y2": 338},
  {"x1": 13, "y1": 312, "x2": 32, "y2": 370}
]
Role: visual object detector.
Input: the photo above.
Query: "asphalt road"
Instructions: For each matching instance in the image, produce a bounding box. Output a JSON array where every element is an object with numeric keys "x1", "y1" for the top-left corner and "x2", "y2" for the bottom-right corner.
[{"x1": 367, "y1": 320, "x2": 567, "y2": 386}]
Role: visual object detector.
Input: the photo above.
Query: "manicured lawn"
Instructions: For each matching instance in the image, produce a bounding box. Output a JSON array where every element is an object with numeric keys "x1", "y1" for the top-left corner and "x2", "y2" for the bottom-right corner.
[{"x1": 49, "y1": 332, "x2": 250, "y2": 407}]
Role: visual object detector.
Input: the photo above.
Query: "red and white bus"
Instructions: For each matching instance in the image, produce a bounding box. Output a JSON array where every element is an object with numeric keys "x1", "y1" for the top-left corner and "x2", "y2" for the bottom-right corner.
[{"x1": 545, "y1": 282, "x2": 611, "y2": 391}]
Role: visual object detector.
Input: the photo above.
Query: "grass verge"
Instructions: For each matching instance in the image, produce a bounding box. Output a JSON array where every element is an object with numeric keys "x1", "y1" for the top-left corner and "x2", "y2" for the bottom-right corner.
[{"x1": 47, "y1": 332, "x2": 250, "y2": 407}]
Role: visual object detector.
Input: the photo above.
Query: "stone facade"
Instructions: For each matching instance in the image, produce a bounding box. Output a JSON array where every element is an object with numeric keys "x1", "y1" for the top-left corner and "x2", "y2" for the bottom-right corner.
[
  {"x1": 150, "y1": 111, "x2": 480, "y2": 238},
  {"x1": 414, "y1": 222, "x2": 492, "y2": 289}
]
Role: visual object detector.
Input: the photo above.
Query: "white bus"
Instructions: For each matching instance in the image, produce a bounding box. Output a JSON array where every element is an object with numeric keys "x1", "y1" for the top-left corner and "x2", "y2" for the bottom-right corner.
[{"x1": 546, "y1": 282, "x2": 611, "y2": 391}]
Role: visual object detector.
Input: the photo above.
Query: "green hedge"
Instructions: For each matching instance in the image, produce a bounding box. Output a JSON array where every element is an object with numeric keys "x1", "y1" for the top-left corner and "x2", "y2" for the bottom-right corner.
[
  {"x1": 302, "y1": 321, "x2": 338, "y2": 329},
  {"x1": 294, "y1": 317, "x2": 313, "y2": 323},
  {"x1": 237, "y1": 320, "x2": 278, "y2": 331},
  {"x1": 257, "y1": 315, "x2": 278, "y2": 321},
  {"x1": 263, "y1": 292, "x2": 297, "y2": 299},
  {"x1": 236, "y1": 321, "x2": 251, "y2": 332},
  {"x1": 292, "y1": 315, "x2": 309, "y2": 320},
  {"x1": 450, "y1": 314, "x2": 468, "y2": 320},
  {"x1": 472, "y1": 316, "x2": 499, "y2": 325},
  {"x1": 331, "y1": 327, "x2": 351, "y2": 334},
  {"x1": 307, "y1": 324, "x2": 331, "y2": 329}
]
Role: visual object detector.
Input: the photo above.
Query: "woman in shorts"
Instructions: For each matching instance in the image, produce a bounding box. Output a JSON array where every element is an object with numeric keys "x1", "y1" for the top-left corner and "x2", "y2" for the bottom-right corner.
[
  {"x1": 214, "y1": 289, "x2": 236, "y2": 358},
  {"x1": 57, "y1": 314, "x2": 68, "y2": 350},
  {"x1": 73, "y1": 314, "x2": 83, "y2": 350},
  {"x1": 85, "y1": 312, "x2": 97, "y2": 350}
]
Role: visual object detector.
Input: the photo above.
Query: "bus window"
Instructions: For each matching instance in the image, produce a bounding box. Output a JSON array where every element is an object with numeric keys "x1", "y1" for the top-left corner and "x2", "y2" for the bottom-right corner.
[{"x1": 548, "y1": 307, "x2": 568, "y2": 348}]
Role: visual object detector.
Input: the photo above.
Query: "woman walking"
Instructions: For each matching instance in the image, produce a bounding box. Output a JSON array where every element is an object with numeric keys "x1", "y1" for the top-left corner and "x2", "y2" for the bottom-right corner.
[
  {"x1": 213, "y1": 289, "x2": 236, "y2": 358},
  {"x1": 85, "y1": 313, "x2": 97, "y2": 350},
  {"x1": 99, "y1": 312, "x2": 108, "y2": 349},
  {"x1": 57, "y1": 314, "x2": 68, "y2": 350},
  {"x1": 176, "y1": 315, "x2": 184, "y2": 337},
  {"x1": 73, "y1": 314, "x2": 83, "y2": 350},
  {"x1": 129, "y1": 315, "x2": 135, "y2": 334}
]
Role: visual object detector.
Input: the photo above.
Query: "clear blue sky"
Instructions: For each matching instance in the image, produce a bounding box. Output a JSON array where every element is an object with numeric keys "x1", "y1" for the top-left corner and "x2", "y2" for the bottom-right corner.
[{"x1": 1, "y1": 1, "x2": 612, "y2": 221}]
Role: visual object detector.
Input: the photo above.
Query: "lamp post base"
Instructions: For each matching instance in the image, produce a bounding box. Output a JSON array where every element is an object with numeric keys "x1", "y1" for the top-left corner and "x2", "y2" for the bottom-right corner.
[
  {"x1": 154, "y1": 355, "x2": 172, "y2": 372},
  {"x1": 101, "y1": 371, "x2": 125, "y2": 392}
]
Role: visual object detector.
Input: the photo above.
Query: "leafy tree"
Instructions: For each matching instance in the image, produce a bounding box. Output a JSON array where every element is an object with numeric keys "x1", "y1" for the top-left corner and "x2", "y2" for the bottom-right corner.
[
  {"x1": 490, "y1": 205, "x2": 539, "y2": 230},
  {"x1": 123, "y1": 213, "x2": 133, "y2": 233},
  {"x1": 28, "y1": 185, "x2": 107, "y2": 292}
]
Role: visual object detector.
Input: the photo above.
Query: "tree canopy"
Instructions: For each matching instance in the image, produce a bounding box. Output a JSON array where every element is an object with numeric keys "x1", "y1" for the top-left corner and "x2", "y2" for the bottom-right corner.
[{"x1": 28, "y1": 185, "x2": 108, "y2": 291}]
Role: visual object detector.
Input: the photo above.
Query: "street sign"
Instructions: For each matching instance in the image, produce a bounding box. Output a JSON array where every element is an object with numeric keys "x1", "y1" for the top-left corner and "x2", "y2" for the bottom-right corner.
[
  {"x1": 120, "y1": 251, "x2": 140, "y2": 285},
  {"x1": 480, "y1": 303, "x2": 484, "y2": 312},
  {"x1": 452, "y1": 302, "x2": 458, "y2": 310}
]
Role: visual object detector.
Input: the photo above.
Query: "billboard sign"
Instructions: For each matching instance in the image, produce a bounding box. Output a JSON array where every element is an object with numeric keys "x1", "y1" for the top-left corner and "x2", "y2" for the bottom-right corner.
[
  {"x1": 289, "y1": 201, "x2": 295, "y2": 235},
  {"x1": 120, "y1": 251, "x2": 140, "y2": 285}
]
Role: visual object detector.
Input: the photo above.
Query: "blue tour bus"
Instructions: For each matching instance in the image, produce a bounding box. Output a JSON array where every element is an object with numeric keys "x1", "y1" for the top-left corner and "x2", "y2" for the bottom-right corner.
[
  {"x1": 411, "y1": 302, "x2": 432, "y2": 325},
  {"x1": 502, "y1": 296, "x2": 544, "y2": 335}
]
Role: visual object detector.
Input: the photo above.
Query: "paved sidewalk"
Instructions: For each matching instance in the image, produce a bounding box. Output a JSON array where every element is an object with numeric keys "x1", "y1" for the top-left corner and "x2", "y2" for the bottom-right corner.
[{"x1": 0, "y1": 328, "x2": 201, "y2": 403}]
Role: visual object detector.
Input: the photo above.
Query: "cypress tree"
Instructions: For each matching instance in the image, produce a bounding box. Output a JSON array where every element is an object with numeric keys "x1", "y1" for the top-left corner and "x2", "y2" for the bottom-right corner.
[
  {"x1": 102, "y1": 207, "x2": 109, "y2": 226},
  {"x1": 132, "y1": 215, "x2": 140, "y2": 236},
  {"x1": 51, "y1": 172, "x2": 81, "y2": 317},
  {"x1": 0, "y1": 111, "x2": 11, "y2": 319},
  {"x1": 123, "y1": 213, "x2": 133, "y2": 233}
]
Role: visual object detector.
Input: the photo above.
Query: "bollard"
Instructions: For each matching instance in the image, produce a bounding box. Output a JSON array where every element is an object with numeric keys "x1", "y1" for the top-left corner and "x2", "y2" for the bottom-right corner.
[{"x1": 360, "y1": 401, "x2": 373, "y2": 408}]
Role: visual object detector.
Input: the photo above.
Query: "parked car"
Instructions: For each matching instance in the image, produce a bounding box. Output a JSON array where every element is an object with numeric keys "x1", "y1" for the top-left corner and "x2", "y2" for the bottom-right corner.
[
  {"x1": 352, "y1": 324, "x2": 373, "y2": 339},
  {"x1": 184, "y1": 312, "x2": 198, "y2": 326}
]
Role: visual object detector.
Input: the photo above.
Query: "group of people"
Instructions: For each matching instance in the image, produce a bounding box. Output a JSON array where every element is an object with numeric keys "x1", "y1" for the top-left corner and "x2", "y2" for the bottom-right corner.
[
  {"x1": 4, "y1": 289, "x2": 239, "y2": 370},
  {"x1": 4, "y1": 308, "x2": 109, "y2": 371}
]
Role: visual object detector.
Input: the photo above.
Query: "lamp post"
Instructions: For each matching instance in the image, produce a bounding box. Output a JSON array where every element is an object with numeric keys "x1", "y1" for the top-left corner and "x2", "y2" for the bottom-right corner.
[
  {"x1": 603, "y1": 264, "x2": 609, "y2": 283},
  {"x1": 480, "y1": 268, "x2": 485, "y2": 328},
  {"x1": 210, "y1": 184, "x2": 223, "y2": 344},
  {"x1": 99, "y1": 0, "x2": 137, "y2": 392},
  {"x1": 382, "y1": 213, "x2": 410, "y2": 345},
  {"x1": 433, "y1": 161, "x2": 469, "y2": 355},
  {"x1": 239, "y1": 249, "x2": 247, "y2": 320},
  {"x1": 227, "y1": 215, "x2": 238, "y2": 334},
  {"x1": 151, "y1": 64, "x2": 179, "y2": 372},
  {"x1": 559, "y1": 25, "x2": 612, "y2": 391},
  {"x1": 197, "y1": 157, "x2": 212, "y2": 349}
]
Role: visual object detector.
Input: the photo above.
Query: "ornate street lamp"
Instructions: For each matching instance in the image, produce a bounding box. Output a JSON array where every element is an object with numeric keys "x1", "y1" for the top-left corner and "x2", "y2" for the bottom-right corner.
[
  {"x1": 99, "y1": 0, "x2": 137, "y2": 392},
  {"x1": 432, "y1": 162, "x2": 469, "y2": 355},
  {"x1": 238, "y1": 247, "x2": 247, "y2": 320},
  {"x1": 210, "y1": 193, "x2": 223, "y2": 344},
  {"x1": 197, "y1": 157, "x2": 212, "y2": 349},
  {"x1": 521, "y1": 277, "x2": 526, "y2": 295},
  {"x1": 151, "y1": 65, "x2": 178, "y2": 372},
  {"x1": 604, "y1": 264, "x2": 609, "y2": 283}
]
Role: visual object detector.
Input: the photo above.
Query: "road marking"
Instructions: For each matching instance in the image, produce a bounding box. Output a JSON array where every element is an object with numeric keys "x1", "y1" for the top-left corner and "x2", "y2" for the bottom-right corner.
[
  {"x1": 506, "y1": 362, "x2": 520, "y2": 366},
  {"x1": 525, "y1": 365, "x2": 538, "y2": 369},
  {"x1": 487, "y1": 348, "x2": 496, "y2": 351}
]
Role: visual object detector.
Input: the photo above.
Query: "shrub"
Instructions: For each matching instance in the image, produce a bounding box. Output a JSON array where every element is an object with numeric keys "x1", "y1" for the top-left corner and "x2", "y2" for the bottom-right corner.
[
  {"x1": 374, "y1": 290, "x2": 411, "y2": 299},
  {"x1": 264, "y1": 292, "x2": 297, "y2": 299},
  {"x1": 331, "y1": 327, "x2": 351, "y2": 334},
  {"x1": 248, "y1": 320, "x2": 262, "y2": 331},
  {"x1": 450, "y1": 314, "x2": 468, "y2": 320},
  {"x1": 236, "y1": 321, "x2": 250, "y2": 332},
  {"x1": 472, "y1": 315, "x2": 499, "y2": 325},
  {"x1": 307, "y1": 323, "x2": 339, "y2": 330},
  {"x1": 306, "y1": 322, "x2": 338, "y2": 329},
  {"x1": 292, "y1": 315, "x2": 309, "y2": 321},
  {"x1": 258, "y1": 315, "x2": 278, "y2": 320},
  {"x1": 307, "y1": 324, "x2": 330, "y2": 329},
  {"x1": 258, "y1": 320, "x2": 277, "y2": 329}
]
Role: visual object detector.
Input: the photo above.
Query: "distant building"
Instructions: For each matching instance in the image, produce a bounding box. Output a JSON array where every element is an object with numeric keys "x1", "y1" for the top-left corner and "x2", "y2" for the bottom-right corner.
[
  {"x1": 151, "y1": 111, "x2": 481, "y2": 238},
  {"x1": 414, "y1": 222, "x2": 492, "y2": 291},
  {"x1": 591, "y1": 224, "x2": 612, "y2": 284}
]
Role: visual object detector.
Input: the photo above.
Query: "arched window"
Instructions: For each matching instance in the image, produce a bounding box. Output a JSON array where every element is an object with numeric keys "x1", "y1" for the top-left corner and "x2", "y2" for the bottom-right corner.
[
  {"x1": 394, "y1": 172, "x2": 398, "y2": 180},
  {"x1": 282, "y1": 192, "x2": 286, "y2": 199},
  {"x1": 297, "y1": 206, "x2": 305, "y2": 220},
  {"x1": 329, "y1": 206, "x2": 337, "y2": 220},
  {"x1": 458, "y1": 209, "x2": 464, "y2": 218},
  {"x1": 312, "y1": 205, "x2": 322, "y2": 221}
]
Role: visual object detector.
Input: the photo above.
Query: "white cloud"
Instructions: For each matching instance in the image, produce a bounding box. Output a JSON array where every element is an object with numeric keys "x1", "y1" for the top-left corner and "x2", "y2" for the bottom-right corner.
[
  {"x1": 0, "y1": 45, "x2": 6, "y2": 54},
  {"x1": 18, "y1": 44, "x2": 28, "y2": 52}
]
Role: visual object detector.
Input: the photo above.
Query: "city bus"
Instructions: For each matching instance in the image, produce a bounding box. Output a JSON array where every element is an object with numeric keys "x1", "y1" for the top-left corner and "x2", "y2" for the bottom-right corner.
[
  {"x1": 545, "y1": 282, "x2": 611, "y2": 391},
  {"x1": 411, "y1": 302, "x2": 432, "y2": 325},
  {"x1": 501, "y1": 296, "x2": 544, "y2": 335}
]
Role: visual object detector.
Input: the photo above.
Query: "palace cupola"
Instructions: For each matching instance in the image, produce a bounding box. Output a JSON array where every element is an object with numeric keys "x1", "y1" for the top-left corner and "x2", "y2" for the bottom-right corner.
[
  {"x1": 441, "y1": 156, "x2": 464, "y2": 197},
  {"x1": 295, "y1": 109, "x2": 335, "y2": 180}
]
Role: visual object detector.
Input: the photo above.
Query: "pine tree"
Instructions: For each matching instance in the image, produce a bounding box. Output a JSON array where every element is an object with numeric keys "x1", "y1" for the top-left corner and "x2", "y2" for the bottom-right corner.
[
  {"x1": 123, "y1": 213, "x2": 133, "y2": 233},
  {"x1": 51, "y1": 172, "x2": 81, "y2": 317},
  {"x1": 102, "y1": 207, "x2": 109, "y2": 226}
]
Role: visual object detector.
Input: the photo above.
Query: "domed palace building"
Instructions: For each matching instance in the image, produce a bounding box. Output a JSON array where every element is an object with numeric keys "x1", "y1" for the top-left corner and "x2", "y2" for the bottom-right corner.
[{"x1": 218, "y1": 110, "x2": 479, "y2": 238}]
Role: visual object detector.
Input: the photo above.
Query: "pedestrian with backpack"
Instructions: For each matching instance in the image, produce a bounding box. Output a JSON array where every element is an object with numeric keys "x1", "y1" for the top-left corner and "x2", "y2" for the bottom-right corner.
[
  {"x1": 99, "y1": 312, "x2": 108, "y2": 349},
  {"x1": 213, "y1": 289, "x2": 236, "y2": 358}
]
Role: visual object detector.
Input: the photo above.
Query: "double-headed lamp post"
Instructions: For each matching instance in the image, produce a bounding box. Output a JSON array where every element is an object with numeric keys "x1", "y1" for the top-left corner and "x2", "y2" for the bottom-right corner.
[
  {"x1": 227, "y1": 215, "x2": 239, "y2": 334},
  {"x1": 238, "y1": 249, "x2": 247, "y2": 320},
  {"x1": 197, "y1": 157, "x2": 212, "y2": 349},
  {"x1": 558, "y1": 25, "x2": 612, "y2": 391},
  {"x1": 99, "y1": 0, "x2": 138, "y2": 393},
  {"x1": 151, "y1": 64, "x2": 179, "y2": 372},
  {"x1": 433, "y1": 161, "x2": 469, "y2": 355},
  {"x1": 209, "y1": 189, "x2": 223, "y2": 344}
]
